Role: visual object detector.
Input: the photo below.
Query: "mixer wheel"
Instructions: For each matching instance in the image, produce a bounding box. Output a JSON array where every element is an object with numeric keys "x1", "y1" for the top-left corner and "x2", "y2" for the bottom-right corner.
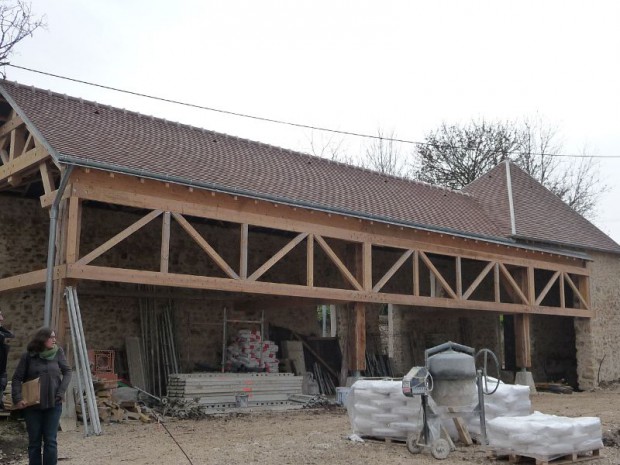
[
  {"x1": 406, "y1": 432, "x2": 422, "y2": 454},
  {"x1": 430, "y1": 438, "x2": 451, "y2": 459}
]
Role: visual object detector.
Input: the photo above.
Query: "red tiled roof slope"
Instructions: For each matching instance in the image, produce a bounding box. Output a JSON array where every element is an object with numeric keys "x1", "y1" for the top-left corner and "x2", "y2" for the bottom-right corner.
[
  {"x1": 464, "y1": 161, "x2": 620, "y2": 254},
  {"x1": 1, "y1": 81, "x2": 506, "y2": 240}
]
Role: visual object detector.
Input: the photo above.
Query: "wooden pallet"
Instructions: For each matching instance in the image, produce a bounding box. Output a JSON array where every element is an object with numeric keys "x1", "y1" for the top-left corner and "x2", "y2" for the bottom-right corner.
[{"x1": 489, "y1": 448, "x2": 602, "y2": 465}]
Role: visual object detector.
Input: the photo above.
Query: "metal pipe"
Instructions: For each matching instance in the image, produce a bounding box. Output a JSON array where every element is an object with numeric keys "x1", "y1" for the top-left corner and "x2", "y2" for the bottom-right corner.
[
  {"x1": 70, "y1": 287, "x2": 102, "y2": 434},
  {"x1": 65, "y1": 289, "x2": 89, "y2": 437},
  {"x1": 44, "y1": 165, "x2": 74, "y2": 326}
]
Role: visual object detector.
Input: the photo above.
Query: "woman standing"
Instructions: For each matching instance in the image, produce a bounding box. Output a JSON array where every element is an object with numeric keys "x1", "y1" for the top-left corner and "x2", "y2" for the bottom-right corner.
[{"x1": 12, "y1": 327, "x2": 72, "y2": 465}]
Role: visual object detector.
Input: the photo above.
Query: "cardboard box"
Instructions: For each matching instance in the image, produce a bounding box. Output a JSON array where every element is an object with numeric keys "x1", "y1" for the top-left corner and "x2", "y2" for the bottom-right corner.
[{"x1": 21, "y1": 377, "x2": 40, "y2": 408}]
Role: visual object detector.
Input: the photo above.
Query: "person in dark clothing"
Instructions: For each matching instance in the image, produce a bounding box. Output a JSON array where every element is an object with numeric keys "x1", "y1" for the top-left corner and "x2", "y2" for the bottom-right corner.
[
  {"x1": 0, "y1": 310, "x2": 15, "y2": 409},
  {"x1": 12, "y1": 327, "x2": 71, "y2": 465}
]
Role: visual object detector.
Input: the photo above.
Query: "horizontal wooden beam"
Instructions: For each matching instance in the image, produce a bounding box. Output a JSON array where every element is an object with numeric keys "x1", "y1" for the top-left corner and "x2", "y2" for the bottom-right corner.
[
  {"x1": 0, "y1": 267, "x2": 64, "y2": 293},
  {"x1": 65, "y1": 264, "x2": 593, "y2": 317}
]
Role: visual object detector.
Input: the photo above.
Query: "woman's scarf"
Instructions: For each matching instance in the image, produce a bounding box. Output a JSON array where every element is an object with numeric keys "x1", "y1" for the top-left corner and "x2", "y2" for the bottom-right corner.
[{"x1": 39, "y1": 344, "x2": 59, "y2": 360}]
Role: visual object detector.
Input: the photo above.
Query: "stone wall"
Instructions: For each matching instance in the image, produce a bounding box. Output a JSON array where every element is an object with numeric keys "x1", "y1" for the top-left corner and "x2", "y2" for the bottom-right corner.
[{"x1": 575, "y1": 252, "x2": 620, "y2": 389}]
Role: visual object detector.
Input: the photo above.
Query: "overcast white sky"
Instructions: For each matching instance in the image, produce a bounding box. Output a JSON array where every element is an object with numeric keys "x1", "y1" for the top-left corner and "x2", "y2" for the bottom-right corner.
[{"x1": 6, "y1": 0, "x2": 620, "y2": 243}]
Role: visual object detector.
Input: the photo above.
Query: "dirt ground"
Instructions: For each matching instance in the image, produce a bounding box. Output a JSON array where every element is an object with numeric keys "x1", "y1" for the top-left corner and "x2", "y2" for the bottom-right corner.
[{"x1": 1, "y1": 385, "x2": 620, "y2": 465}]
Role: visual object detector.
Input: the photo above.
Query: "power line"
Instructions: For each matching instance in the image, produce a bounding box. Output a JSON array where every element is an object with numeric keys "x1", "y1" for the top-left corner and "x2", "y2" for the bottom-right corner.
[{"x1": 6, "y1": 63, "x2": 620, "y2": 160}]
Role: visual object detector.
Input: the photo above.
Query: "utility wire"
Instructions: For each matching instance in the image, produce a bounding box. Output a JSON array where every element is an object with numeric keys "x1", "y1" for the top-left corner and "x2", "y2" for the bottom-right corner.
[{"x1": 6, "y1": 63, "x2": 620, "y2": 159}]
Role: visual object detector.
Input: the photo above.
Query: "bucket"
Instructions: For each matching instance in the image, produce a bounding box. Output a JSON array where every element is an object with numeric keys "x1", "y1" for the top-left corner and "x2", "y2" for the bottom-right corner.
[
  {"x1": 336, "y1": 387, "x2": 350, "y2": 406},
  {"x1": 235, "y1": 393, "x2": 249, "y2": 408}
]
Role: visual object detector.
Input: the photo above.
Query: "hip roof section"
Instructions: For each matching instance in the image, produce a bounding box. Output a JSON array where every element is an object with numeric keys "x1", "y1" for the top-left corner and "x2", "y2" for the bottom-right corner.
[{"x1": 464, "y1": 161, "x2": 620, "y2": 254}]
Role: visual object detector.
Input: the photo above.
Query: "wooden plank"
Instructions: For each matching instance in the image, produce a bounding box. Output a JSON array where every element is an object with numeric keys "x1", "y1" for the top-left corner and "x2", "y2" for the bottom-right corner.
[
  {"x1": 455, "y1": 256, "x2": 462, "y2": 298},
  {"x1": 559, "y1": 271, "x2": 566, "y2": 308},
  {"x1": 448, "y1": 408, "x2": 473, "y2": 445},
  {"x1": 494, "y1": 263, "x2": 501, "y2": 303},
  {"x1": 350, "y1": 302, "x2": 366, "y2": 371},
  {"x1": 514, "y1": 313, "x2": 531, "y2": 368},
  {"x1": 160, "y1": 211, "x2": 171, "y2": 273},
  {"x1": 9, "y1": 127, "x2": 25, "y2": 162},
  {"x1": 39, "y1": 161, "x2": 55, "y2": 195},
  {"x1": 248, "y1": 232, "x2": 308, "y2": 281},
  {"x1": 0, "y1": 268, "x2": 48, "y2": 293},
  {"x1": 413, "y1": 250, "x2": 420, "y2": 296},
  {"x1": 239, "y1": 223, "x2": 248, "y2": 279},
  {"x1": 362, "y1": 242, "x2": 372, "y2": 291},
  {"x1": 535, "y1": 270, "x2": 561, "y2": 306},
  {"x1": 373, "y1": 249, "x2": 412, "y2": 292},
  {"x1": 0, "y1": 114, "x2": 23, "y2": 139},
  {"x1": 172, "y1": 212, "x2": 239, "y2": 279},
  {"x1": 463, "y1": 261, "x2": 495, "y2": 300},
  {"x1": 65, "y1": 196, "x2": 82, "y2": 264},
  {"x1": 315, "y1": 235, "x2": 362, "y2": 291},
  {"x1": 306, "y1": 233, "x2": 314, "y2": 287},
  {"x1": 77, "y1": 209, "x2": 163, "y2": 265},
  {"x1": 419, "y1": 251, "x2": 457, "y2": 299}
]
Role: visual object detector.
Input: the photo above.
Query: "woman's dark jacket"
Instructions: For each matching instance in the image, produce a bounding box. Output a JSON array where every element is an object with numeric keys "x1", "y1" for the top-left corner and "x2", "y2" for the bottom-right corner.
[{"x1": 11, "y1": 348, "x2": 72, "y2": 409}]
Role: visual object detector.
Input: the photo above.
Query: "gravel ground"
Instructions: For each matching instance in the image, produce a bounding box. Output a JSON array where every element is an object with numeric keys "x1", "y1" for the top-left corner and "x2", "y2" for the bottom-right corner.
[{"x1": 1, "y1": 385, "x2": 619, "y2": 465}]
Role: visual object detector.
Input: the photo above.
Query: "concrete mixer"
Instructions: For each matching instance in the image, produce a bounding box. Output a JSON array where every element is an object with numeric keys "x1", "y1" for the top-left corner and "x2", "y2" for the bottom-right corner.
[{"x1": 402, "y1": 341, "x2": 499, "y2": 459}]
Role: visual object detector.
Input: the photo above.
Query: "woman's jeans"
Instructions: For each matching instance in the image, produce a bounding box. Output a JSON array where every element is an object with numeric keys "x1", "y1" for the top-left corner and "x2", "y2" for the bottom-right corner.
[{"x1": 23, "y1": 404, "x2": 63, "y2": 465}]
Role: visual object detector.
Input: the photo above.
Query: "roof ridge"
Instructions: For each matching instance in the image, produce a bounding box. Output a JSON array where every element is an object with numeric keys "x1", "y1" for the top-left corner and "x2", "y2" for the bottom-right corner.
[{"x1": 6, "y1": 79, "x2": 473, "y2": 198}]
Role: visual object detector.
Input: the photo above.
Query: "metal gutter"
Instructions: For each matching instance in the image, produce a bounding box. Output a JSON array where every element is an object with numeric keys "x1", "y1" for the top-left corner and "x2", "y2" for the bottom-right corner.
[{"x1": 56, "y1": 153, "x2": 589, "y2": 260}]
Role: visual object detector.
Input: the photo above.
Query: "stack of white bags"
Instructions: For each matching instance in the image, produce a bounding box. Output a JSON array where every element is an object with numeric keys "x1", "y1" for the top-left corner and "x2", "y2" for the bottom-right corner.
[
  {"x1": 225, "y1": 329, "x2": 280, "y2": 372},
  {"x1": 346, "y1": 379, "x2": 424, "y2": 439},
  {"x1": 487, "y1": 412, "x2": 603, "y2": 459},
  {"x1": 346, "y1": 377, "x2": 603, "y2": 458}
]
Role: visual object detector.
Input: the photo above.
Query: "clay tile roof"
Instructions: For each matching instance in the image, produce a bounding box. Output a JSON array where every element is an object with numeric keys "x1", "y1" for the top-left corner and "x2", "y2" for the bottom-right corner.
[
  {"x1": 0, "y1": 80, "x2": 507, "y2": 240},
  {"x1": 464, "y1": 161, "x2": 620, "y2": 254}
]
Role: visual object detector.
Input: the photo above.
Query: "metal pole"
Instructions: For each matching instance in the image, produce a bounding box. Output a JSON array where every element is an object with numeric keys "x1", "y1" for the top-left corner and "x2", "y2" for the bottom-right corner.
[
  {"x1": 477, "y1": 370, "x2": 488, "y2": 445},
  {"x1": 65, "y1": 289, "x2": 89, "y2": 437},
  {"x1": 44, "y1": 165, "x2": 74, "y2": 326},
  {"x1": 70, "y1": 288, "x2": 102, "y2": 434},
  {"x1": 221, "y1": 307, "x2": 227, "y2": 372}
]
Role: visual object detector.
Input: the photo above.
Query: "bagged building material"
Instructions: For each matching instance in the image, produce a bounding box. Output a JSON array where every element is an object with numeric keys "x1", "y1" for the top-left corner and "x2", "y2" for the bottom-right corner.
[
  {"x1": 346, "y1": 379, "x2": 423, "y2": 440},
  {"x1": 225, "y1": 330, "x2": 280, "y2": 373},
  {"x1": 487, "y1": 411, "x2": 603, "y2": 460}
]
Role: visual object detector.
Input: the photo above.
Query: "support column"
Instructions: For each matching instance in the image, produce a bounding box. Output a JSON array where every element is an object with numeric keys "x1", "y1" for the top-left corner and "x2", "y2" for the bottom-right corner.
[{"x1": 514, "y1": 268, "x2": 536, "y2": 392}]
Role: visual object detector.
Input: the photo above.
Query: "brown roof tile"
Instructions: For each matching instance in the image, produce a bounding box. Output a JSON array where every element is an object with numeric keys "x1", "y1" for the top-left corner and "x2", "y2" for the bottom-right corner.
[{"x1": 1, "y1": 81, "x2": 507, "y2": 241}]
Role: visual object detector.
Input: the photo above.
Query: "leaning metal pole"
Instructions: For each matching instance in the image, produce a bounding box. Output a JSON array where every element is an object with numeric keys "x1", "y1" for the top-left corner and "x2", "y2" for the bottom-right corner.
[{"x1": 44, "y1": 165, "x2": 74, "y2": 327}]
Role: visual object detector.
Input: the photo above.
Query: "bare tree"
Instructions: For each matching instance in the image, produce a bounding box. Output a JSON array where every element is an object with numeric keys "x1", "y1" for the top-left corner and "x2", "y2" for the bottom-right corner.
[
  {"x1": 305, "y1": 130, "x2": 358, "y2": 165},
  {"x1": 0, "y1": 1, "x2": 44, "y2": 73},
  {"x1": 413, "y1": 120, "x2": 521, "y2": 189},
  {"x1": 363, "y1": 128, "x2": 409, "y2": 177},
  {"x1": 413, "y1": 117, "x2": 607, "y2": 218}
]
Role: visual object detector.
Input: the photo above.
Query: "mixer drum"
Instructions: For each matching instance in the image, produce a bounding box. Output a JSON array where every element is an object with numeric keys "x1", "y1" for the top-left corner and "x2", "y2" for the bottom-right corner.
[{"x1": 427, "y1": 349, "x2": 478, "y2": 409}]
